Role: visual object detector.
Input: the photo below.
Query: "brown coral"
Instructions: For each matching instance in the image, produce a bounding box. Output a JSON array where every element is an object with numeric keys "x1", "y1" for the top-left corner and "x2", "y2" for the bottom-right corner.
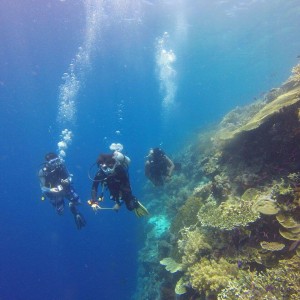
[
  {"x1": 276, "y1": 213, "x2": 299, "y2": 228},
  {"x1": 178, "y1": 227, "x2": 212, "y2": 267},
  {"x1": 160, "y1": 257, "x2": 182, "y2": 273},
  {"x1": 252, "y1": 197, "x2": 280, "y2": 215},
  {"x1": 260, "y1": 241, "x2": 285, "y2": 251},
  {"x1": 279, "y1": 228, "x2": 300, "y2": 241},
  {"x1": 187, "y1": 258, "x2": 239, "y2": 295}
]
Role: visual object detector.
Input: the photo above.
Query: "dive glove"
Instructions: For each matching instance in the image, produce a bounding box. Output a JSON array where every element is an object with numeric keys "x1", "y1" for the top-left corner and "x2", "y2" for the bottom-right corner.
[{"x1": 87, "y1": 199, "x2": 102, "y2": 212}]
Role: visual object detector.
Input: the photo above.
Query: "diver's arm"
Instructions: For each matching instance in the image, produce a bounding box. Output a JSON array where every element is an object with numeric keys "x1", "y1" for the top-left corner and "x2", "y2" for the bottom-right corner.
[
  {"x1": 39, "y1": 169, "x2": 52, "y2": 193},
  {"x1": 165, "y1": 156, "x2": 175, "y2": 177},
  {"x1": 91, "y1": 181, "x2": 99, "y2": 201},
  {"x1": 91, "y1": 172, "x2": 103, "y2": 201},
  {"x1": 41, "y1": 183, "x2": 61, "y2": 194}
]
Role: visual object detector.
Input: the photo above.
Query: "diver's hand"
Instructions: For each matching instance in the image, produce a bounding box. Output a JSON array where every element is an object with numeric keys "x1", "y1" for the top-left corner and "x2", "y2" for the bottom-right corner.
[
  {"x1": 113, "y1": 203, "x2": 120, "y2": 212},
  {"x1": 61, "y1": 178, "x2": 70, "y2": 185},
  {"x1": 74, "y1": 213, "x2": 86, "y2": 230},
  {"x1": 50, "y1": 185, "x2": 63, "y2": 193},
  {"x1": 87, "y1": 200, "x2": 101, "y2": 212}
]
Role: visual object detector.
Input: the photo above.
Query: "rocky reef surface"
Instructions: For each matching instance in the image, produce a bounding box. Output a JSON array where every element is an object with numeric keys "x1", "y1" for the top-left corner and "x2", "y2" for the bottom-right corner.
[{"x1": 134, "y1": 64, "x2": 300, "y2": 300}]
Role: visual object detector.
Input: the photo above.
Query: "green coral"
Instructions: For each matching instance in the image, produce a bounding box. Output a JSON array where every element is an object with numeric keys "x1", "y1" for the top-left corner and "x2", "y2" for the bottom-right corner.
[
  {"x1": 213, "y1": 173, "x2": 231, "y2": 199},
  {"x1": 160, "y1": 257, "x2": 182, "y2": 273},
  {"x1": 178, "y1": 227, "x2": 212, "y2": 268},
  {"x1": 218, "y1": 255, "x2": 300, "y2": 300},
  {"x1": 203, "y1": 152, "x2": 222, "y2": 175},
  {"x1": 271, "y1": 178, "x2": 294, "y2": 196},
  {"x1": 287, "y1": 172, "x2": 300, "y2": 184},
  {"x1": 175, "y1": 277, "x2": 187, "y2": 295},
  {"x1": 193, "y1": 182, "x2": 213, "y2": 198},
  {"x1": 217, "y1": 82, "x2": 300, "y2": 140},
  {"x1": 288, "y1": 63, "x2": 300, "y2": 84},
  {"x1": 187, "y1": 257, "x2": 239, "y2": 296},
  {"x1": 198, "y1": 196, "x2": 260, "y2": 230},
  {"x1": 270, "y1": 178, "x2": 297, "y2": 212},
  {"x1": 170, "y1": 195, "x2": 204, "y2": 236}
]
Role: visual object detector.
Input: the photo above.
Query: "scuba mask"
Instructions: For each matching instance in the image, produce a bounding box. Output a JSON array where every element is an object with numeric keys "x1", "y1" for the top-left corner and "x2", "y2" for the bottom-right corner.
[
  {"x1": 100, "y1": 163, "x2": 115, "y2": 175},
  {"x1": 45, "y1": 157, "x2": 63, "y2": 172}
]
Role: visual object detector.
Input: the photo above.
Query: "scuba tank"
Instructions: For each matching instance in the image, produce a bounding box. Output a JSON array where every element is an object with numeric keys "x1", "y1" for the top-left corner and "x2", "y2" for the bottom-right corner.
[{"x1": 113, "y1": 151, "x2": 130, "y2": 168}]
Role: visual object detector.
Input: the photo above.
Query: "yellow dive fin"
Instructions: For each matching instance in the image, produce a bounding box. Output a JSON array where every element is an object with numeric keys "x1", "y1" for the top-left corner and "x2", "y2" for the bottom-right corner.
[{"x1": 134, "y1": 201, "x2": 149, "y2": 218}]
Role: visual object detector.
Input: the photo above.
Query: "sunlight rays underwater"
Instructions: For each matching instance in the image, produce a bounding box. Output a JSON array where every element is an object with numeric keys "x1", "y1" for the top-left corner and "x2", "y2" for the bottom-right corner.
[{"x1": 55, "y1": 0, "x2": 183, "y2": 158}]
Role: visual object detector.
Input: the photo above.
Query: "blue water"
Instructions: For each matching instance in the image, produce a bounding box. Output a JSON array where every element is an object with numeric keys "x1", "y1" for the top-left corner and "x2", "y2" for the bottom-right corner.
[{"x1": 0, "y1": 1, "x2": 299, "y2": 299}]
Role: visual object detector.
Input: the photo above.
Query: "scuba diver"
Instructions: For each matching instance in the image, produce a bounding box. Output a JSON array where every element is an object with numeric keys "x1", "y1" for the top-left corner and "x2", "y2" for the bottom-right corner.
[
  {"x1": 145, "y1": 147, "x2": 175, "y2": 186},
  {"x1": 38, "y1": 152, "x2": 86, "y2": 230},
  {"x1": 88, "y1": 144, "x2": 149, "y2": 217}
]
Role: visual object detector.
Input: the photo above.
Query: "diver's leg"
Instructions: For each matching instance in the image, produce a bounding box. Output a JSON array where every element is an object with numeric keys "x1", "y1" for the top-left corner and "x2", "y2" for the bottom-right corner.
[
  {"x1": 65, "y1": 186, "x2": 86, "y2": 229},
  {"x1": 65, "y1": 186, "x2": 80, "y2": 204},
  {"x1": 123, "y1": 193, "x2": 139, "y2": 211},
  {"x1": 49, "y1": 195, "x2": 65, "y2": 215}
]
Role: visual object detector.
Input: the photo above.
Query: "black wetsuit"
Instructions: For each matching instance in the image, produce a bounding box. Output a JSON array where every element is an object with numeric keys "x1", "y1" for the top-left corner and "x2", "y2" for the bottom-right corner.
[
  {"x1": 43, "y1": 163, "x2": 69, "y2": 189},
  {"x1": 145, "y1": 154, "x2": 169, "y2": 186},
  {"x1": 39, "y1": 161, "x2": 79, "y2": 213},
  {"x1": 92, "y1": 165, "x2": 139, "y2": 211}
]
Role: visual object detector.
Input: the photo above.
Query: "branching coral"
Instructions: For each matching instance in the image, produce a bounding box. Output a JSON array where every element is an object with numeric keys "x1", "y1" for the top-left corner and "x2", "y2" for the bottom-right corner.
[
  {"x1": 213, "y1": 173, "x2": 231, "y2": 199},
  {"x1": 271, "y1": 179, "x2": 294, "y2": 197},
  {"x1": 287, "y1": 172, "x2": 300, "y2": 184},
  {"x1": 287, "y1": 63, "x2": 300, "y2": 85},
  {"x1": 202, "y1": 152, "x2": 222, "y2": 176},
  {"x1": 187, "y1": 257, "x2": 239, "y2": 296},
  {"x1": 218, "y1": 255, "x2": 300, "y2": 300},
  {"x1": 178, "y1": 227, "x2": 212, "y2": 268},
  {"x1": 193, "y1": 182, "x2": 213, "y2": 198},
  {"x1": 170, "y1": 195, "x2": 204, "y2": 236},
  {"x1": 270, "y1": 178, "x2": 298, "y2": 212}
]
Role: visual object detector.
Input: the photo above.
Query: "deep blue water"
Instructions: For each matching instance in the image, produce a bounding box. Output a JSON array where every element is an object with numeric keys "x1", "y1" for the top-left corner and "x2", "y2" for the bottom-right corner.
[{"x1": 1, "y1": 1, "x2": 300, "y2": 299}]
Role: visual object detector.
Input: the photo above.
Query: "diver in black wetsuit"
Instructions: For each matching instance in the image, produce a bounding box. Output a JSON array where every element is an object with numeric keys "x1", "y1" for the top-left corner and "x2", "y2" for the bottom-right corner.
[
  {"x1": 145, "y1": 148, "x2": 175, "y2": 186},
  {"x1": 89, "y1": 152, "x2": 149, "y2": 217},
  {"x1": 38, "y1": 152, "x2": 86, "y2": 229}
]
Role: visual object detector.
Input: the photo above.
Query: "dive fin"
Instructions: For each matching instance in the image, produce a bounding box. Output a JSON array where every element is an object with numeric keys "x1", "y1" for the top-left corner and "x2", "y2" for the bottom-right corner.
[{"x1": 134, "y1": 201, "x2": 149, "y2": 218}]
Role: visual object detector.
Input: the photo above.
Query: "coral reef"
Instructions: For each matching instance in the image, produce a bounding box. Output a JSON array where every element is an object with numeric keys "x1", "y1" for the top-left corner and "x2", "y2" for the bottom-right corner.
[
  {"x1": 260, "y1": 241, "x2": 285, "y2": 251},
  {"x1": 218, "y1": 255, "x2": 300, "y2": 300},
  {"x1": 187, "y1": 258, "x2": 239, "y2": 296},
  {"x1": 134, "y1": 64, "x2": 300, "y2": 299},
  {"x1": 148, "y1": 215, "x2": 170, "y2": 238},
  {"x1": 178, "y1": 227, "x2": 212, "y2": 267},
  {"x1": 175, "y1": 277, "x2": 187, "y2": 295},
  {"x1": 198, "y1": 195, "x2": 260, "y2": 230},
  {"x1": 160, "y1": 257, "x2": 182, "y2": 273},
  {"x1": 287, "y1": 63, "x2": 300, "y2": 85}
]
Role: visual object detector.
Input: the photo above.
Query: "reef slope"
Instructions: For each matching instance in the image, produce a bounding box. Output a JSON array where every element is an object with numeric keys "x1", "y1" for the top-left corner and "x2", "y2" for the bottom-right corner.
[{"x1": 134, "y1": 64, "x2": 300, "y2": 300}]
